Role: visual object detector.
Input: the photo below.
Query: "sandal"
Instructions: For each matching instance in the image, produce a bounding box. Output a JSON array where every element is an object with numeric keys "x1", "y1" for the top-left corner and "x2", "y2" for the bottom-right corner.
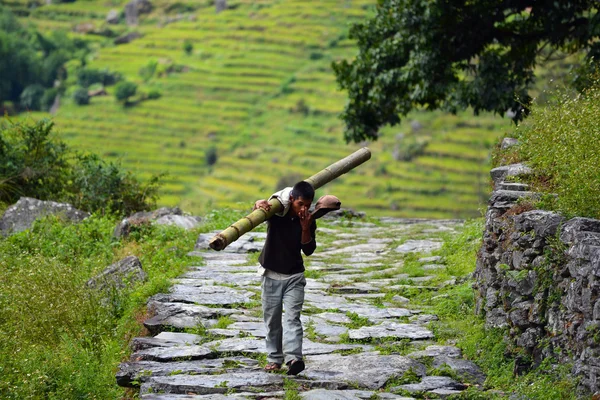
[
  {"x1": 286, "y1": 359, "x2": 305, "y2": 376},
  {"x1": 264, "y1": 362, "x2": 281, "y2": 372}
]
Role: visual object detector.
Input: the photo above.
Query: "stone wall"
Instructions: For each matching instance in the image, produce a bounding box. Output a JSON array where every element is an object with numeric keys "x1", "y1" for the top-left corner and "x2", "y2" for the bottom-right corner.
[{"x1": 474, "y1": 161, "x2": 600, "y2": 393}]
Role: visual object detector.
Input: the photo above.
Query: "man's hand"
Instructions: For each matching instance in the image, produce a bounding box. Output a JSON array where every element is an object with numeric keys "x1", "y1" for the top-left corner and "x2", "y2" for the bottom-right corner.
[
  {"x1": 253, "y1": 199, "x2": 271, "y2": 212},
  {"x1": 299, "y1": 208, "x2": 314, "y2": 232}
]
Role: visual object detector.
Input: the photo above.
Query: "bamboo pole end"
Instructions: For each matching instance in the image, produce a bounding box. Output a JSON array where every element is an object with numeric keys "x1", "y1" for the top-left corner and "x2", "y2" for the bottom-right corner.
[{"x1": 209, "y1": 234, "x2": 227, "y2": 251}]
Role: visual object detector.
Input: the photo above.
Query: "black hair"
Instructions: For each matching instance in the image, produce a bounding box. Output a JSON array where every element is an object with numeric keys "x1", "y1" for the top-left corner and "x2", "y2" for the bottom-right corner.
[{"x1": 291, "y1": 181, "x2": 315, "y2": 201}]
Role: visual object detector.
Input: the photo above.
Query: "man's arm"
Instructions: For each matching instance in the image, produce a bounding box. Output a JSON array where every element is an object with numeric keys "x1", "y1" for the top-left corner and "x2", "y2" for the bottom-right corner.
[{"x1": 300, "y1": 210, "x2": 317, "y2": 256}]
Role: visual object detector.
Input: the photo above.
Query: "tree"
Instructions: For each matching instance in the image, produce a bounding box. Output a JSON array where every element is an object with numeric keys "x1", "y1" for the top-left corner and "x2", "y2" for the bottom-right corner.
[
  {"x1": 333, "y1": 0, "x2": 600, "y2": 143},
  {"x1": 72, "y1": 87, "x2": 90, "y2": 105},
  {"x1": 114, "y1": 81, "x2": 137, "y2": 104}
]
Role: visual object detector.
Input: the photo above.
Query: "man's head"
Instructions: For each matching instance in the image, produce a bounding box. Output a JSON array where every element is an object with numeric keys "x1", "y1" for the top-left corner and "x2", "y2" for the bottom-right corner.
[{"x1": 289, "y1": 181, "x2": 315, "y2": 217}]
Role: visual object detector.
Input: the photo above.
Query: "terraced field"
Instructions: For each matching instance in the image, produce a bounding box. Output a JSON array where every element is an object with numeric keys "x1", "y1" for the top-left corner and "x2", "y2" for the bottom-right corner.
[{"x1": 7, "y1": 0, "x2": 510, "y2": 218}]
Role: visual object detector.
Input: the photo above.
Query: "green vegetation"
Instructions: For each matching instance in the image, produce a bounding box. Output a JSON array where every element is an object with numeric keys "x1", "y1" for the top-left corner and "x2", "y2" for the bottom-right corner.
[
  {"x1": 423, "y1": 219, "x2": 579, "y2": 399},
  {"x1": 333, "y1": 0, "x2": 598, "y2": 143},
  {"x1": 0, "y1": 119, "x2": 162, "y2": 214},
  {"x1": 0, "y1": 214, "x2": 195, "y2": 397},
  {"x1": 0, "y1": 5, "x2": 89, "y2": 111},
  {"x1": 0, "y1": 208, "x2": 250, "y2": 398},
  {"x1": 3, "y1": 0, "x2": 508, "y2": 220},
  {"x1": 513, "y1": 80, "x2": 600, "y2": 219}
]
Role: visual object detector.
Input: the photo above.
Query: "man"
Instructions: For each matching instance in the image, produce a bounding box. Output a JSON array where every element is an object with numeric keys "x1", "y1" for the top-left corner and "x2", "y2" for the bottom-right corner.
[{"x1": 253, "y1": 181, "x2": 316, "y2": 376}]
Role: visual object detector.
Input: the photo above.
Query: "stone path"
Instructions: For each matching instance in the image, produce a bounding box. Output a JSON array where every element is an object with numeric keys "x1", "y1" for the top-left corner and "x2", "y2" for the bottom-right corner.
[{"x1": 117, "y1": 218, "x2": 485, "y2": 399}]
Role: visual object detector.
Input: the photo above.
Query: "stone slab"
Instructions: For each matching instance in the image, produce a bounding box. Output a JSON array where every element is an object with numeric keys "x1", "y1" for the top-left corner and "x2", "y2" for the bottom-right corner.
[
  {"x1": 348, "y1": 322, "x2": 433, "y2": 341},
  {"x1": 153, "y1": 285, "x2": 255, "y2": 306},
  {"x1": 141, "y1": 371, "x2": 283, "y2": 395},
  {"x1": 301, "y1": 389, "x2": 414, "y2": 399},
  {"x1": 301, "y1": 353, "x2": 426, "y2": 389},
  {"x1": 395, "y1": 240, "x2": 443, "y2": 254},
  {"x1": 337, "y1": 305, "x2": 413, "y2": 320},
  {"x1": 117, "y1": 357, "x2": 259, "y2": 386}
]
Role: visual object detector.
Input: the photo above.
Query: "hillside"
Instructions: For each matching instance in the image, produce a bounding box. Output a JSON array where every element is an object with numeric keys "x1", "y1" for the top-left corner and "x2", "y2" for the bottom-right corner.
[{"x1": 6, "y1": 0, "x2": 509, "y2": 219}]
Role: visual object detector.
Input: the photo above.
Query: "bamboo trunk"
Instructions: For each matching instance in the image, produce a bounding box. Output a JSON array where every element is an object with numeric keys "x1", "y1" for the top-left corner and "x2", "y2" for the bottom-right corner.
[{"x1": 209, "y1": 147, "x2": 371, "y2": 251}]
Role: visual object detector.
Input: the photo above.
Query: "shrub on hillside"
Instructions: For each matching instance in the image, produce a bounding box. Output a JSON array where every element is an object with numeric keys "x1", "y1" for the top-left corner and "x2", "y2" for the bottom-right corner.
[
  {"x1": 0, "y1": 119, "x2": 163, "y2": 214},
  {"x1": 77, "y1": 67, "x2": 121, "y2": 88},
  {"x1": 114, "y1": 81, "x2": 137, "y2": 104},
  {"x1": 205, "y1": 146, "x2": 218, "y2": 166},
  {"x1": 66, "y1": 154, "x2": 163, "y2": 215},
  {"x1": 183, "y1": 40, "x2": 193, "y2": 55},
  {"x1": 147, "y1": 89, "x2": 162, "y2": 100},
  {"x1": 516, "y1": 80, "x2": 600, "y2": 219},
  {"x1": 72, "y1": 87, "x2": 90, "y2": 105},
  {"x1": 19, "y1": 84, "x2": 44, "y2": 111}
]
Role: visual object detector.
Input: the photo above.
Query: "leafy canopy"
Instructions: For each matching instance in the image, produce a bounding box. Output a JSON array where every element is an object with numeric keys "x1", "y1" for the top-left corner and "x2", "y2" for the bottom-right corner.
[{"x1": 333, "y1": 0, "x2": 600, "y2": 143}]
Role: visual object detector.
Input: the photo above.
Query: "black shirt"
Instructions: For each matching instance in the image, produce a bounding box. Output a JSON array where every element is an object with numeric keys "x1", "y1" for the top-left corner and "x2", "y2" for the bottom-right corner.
[{"x1": 258, "y1": 212, "x2": 317, "y2": 274}]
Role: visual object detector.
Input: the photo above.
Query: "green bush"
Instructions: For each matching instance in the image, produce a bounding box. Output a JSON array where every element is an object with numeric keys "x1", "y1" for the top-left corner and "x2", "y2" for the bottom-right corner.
[
  {"x1": 72, "y1": 87, "x2": 90, "y2": 105},
  {"x1": 77, "y1": 67, "x2": 121, "y2": 88},
  {"x1": 205, "y1": 146, "x2": 218, "y2": 166},
  {"x1": 66, "y1": 153, "x2": 163, "y2": 215},
  {"x1": 0, "y1": 119, "x2": 163, "y2": 214},
  {"x1": 19, "y1": 84, "x2": 44, "y2": 111},
  {"x1": 114, "y1": 81, "x2": 137, "y2": 104},
  {"x1": 516, "y1": 81, "x2": 600, "y2": 219},
  {"x1": 0, "y1": 214, "x2": 200, "y2": 398},
  {"x1": 147, "y1": 89, "x2": 162, "y2": 99},
  {"x1": 183, "y1": 40, "x2": 193, "y2": 55}
]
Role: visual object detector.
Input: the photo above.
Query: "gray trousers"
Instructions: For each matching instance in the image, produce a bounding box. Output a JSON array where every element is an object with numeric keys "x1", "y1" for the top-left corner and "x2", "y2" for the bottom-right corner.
[{"x1": 261, "y1": 274, "x2": 306, "y2": 364}]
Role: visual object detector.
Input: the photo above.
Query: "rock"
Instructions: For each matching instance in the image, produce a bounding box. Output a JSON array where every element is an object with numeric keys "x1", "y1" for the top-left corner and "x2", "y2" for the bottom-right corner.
[
  {"x1": 88, "y1": 87, "x2": 107, "y2": 97},
  {"x1": 348, "y1": 322, "x2": 433, "y2": 341},
  {"x1": 432, "y1": 356, "x2": 486, "y2": 385},
  {"x1": 337, "y1": 305, "x2": 412, "y2": 321},
  {"x1": 114, "y1": 207, "x2": 195, "y2": 237},
  {"x1": 301, "y1": 389, "x2": 414, "y2": 399},
  {"x1": 489, "y1": 163, "x2": 532, "y2": 185},
  {"x1": 131, "y1": 344, "x2": 214, "y2": 362},
  {"x1": 418, "y1": 256, "x2": 443, "y2": 263},
  {"x1": 501, "y1": 137, "x2": 519, "y2": 149},
  {"x1": 0, "y1": 197, "x2": 89, "y2": 236},
  {"x1": 301, "y1": 353, "x2": 426, "y2": 389},
  {"x1": 150, "y1": 285, "x2": 255, "y2": 307},
  {"x1": 396, "y1": 376, "x2": 466, "y2": 393},
  {"x1": 497, "y1": 182, "x2": 530, "y2": 191},
  {"x1": 215, "y1": 0, "x2": 227, "y2": 13},
  {"x1": 513, "y1": 210, "x2": 565, "y2": 238},
  {"x1": 395, "y1": 239, "x2": 443, "y2": 254},
  {"x1": 116, "y1": 357, "x2": 259, "y2": 387},
  {"x1": 408, "y1": 345, "x2": 462, "y2": 359},
  {"x1": 125, "y1": 0, "x2": 152, "y2": 25},
  {"x1": 73, "y1": 22, "x2": 96, "y2": 34},
  {"x1": 114, "y1": 31, "x2": 143, "y2": 45},
  {"x1": 86, "y1": 255, "x2": 147, "y2": 292},
  {"x1": 106, "y1": 9, "x2": 120, "y2": 24},
  {"x1": 155, "y1": 214, "x2": 200, "y2": 229},
  {"x1": 141, "y1": 371, "x2": 282, "y2": 395}
]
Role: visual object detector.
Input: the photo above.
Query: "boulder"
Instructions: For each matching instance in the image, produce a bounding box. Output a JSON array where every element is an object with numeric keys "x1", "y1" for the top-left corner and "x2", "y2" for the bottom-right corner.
[
  {"x1": 215, "y1": 0, "x2": 227, "y2": 13},
  {"x1": 87, "y1": 255, "x2": 147, "y2": 292},
  {"x1": 73, "y1": 22, "x2": 96, "y2": 34},
  {"x1": 88, "y1": 87, "x2": 107, "y2": 97},
  {"x1": 114, "y1": 31, "x2": 142, "y2": 45},
  {"x1": 490, "y1": 163, "x2": 532, "y2": 185},
  {"x1": 106, "y1": 9, "x2": 120, "y2": 24},
  {"x1": 0, "y1": 197, "x2": 89, "y2": 236},
  {"x1": 114, "y1": 207, "x2": 199, "y2": 238},
  {"x1": 501, "y1": 137, "x2": 519, "y2": 149},
  {"x1": 125, "y1": 0, "x2": 152, "y2": 25}
]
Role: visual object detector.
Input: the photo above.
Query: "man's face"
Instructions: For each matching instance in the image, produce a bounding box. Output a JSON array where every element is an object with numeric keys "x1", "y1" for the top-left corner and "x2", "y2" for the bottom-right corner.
[{"x1": 289, "y1": 196, "x2": 312, "y2": 217}]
